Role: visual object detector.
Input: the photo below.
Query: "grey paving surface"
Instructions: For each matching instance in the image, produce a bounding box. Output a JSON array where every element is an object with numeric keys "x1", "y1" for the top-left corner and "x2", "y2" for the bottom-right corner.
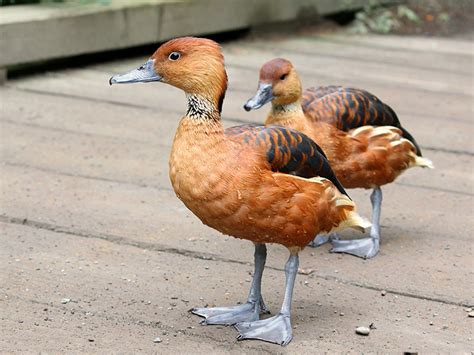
[{"x1": 1, "y1": 30, "x2": 473, "y2": 353}]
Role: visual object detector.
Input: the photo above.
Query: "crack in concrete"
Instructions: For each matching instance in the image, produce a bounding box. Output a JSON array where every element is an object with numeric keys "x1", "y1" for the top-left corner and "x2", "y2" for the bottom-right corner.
[
  {"x1": 3, "y1": 161, "x2": 174, "y2": 192},
  {"x1": 1, "y1": 214, "x2": 472, "y2": 309}
]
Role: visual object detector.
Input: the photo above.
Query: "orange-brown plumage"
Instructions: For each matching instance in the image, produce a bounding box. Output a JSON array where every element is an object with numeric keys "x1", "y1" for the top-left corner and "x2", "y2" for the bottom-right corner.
[
  {"x1": 138, "y1": 38, "x2": 368, "y2": 250},
  {"x1": 170, "y1": 116, "x2": 362, "y2": 249},
  {"x1": 257, "y1": 59, "x2": 432, "y2": 190},
  {"x1": 301, "y1": 86, "x2": 423, "y2": 156},
  {"x1": 110, "y1": 38, "x2": 369, "y2": 344}
]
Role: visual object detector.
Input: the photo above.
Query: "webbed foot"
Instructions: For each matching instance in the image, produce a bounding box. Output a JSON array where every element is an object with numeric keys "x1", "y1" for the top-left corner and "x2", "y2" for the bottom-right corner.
[
  {"x1": 191, "y1": 297, "x2": 268, "y2": 325},
  {"x1": 330, "y1": 237, "x2": 379, "y2": 259},
  {"x1": 235, "y1": 313, "x2": 292, "y2": 346}
]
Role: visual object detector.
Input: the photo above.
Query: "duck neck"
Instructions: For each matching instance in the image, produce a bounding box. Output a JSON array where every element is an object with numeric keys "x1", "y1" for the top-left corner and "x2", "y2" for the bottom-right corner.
[
  {"x1": 186, "y1": 94, "x2": 221, "y2": 120},
  {"x1": 272, "y1": 100, "x2": 303, "y2": 115},
  {"x1": 179, "y1": 93, "x2": 225, "y2": 139},
  {"x1": 268, "y1": 99, "x2": 304, "y2": 124}
]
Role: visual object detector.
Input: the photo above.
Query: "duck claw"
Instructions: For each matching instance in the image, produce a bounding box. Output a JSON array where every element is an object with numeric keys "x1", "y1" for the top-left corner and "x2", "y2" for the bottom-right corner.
[
  {"x1": 191, "y1": 301, "x2": 262, "y2": 325},
  {"x1": 330, "y1": 237, "x2": 379, "y2": 259},
  {"x1": 308, "y1": 234, "x2": 330, "y2": 247},
  {"x1": 307, "y1": 233, "x2": 339, "y2": 248}
]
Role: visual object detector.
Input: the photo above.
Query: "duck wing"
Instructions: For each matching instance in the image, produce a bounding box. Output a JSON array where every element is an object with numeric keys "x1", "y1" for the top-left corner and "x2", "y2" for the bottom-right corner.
[
  {"x1": 225, "y1": 124, "x2": 348, "y2": 197},
  {"x1": 302, "y1": 86, "x2": 422, "y2": 156}
]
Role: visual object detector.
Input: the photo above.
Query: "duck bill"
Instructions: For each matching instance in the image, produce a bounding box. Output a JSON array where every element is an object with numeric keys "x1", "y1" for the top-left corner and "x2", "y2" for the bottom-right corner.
[
  {"x1": 109, "y1": 59, "x2": 162, "y2": 85},
  {"x1": 243, "y1": 83, "x2": 273, "y2": 111}
]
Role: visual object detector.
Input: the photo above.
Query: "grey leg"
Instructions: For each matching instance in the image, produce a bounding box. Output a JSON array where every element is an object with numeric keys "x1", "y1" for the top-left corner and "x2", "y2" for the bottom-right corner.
[
  {"x1": 330, "y1": 187, "x2": 381, "y2": 259},
  {"x1": 191, "y1": 244, "x2": 268, "y2": 325},
  {"x1": 370, "y1": 186, "x2": 382, "y2": 241},
  {"x1": 308, "y1": 232, "x2": 339, "y2": 247},
  {"x1": 235, "y1": 252, "x2": 299, "y2": 346}
]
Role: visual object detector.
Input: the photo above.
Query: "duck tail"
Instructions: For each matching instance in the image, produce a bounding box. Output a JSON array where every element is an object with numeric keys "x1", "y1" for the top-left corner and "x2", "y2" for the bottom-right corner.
[
  {"x1": 329, "y1": 190, "x2": 371, "y2": 233},
  {"x1": 338, "y1": 208, "x2": 372, "y2": 233},
  {"x1": 399, "y1": 126, "x2": 422, "y2": 157},
  {"x1": 413, "y1": 154, "x2": 434, "y2": 169}
]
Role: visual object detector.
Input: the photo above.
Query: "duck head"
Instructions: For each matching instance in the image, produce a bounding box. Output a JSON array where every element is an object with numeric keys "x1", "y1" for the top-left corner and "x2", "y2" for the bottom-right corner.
[
  {"x1": 244, "y1": 58, "x2": 302, "y2": 111},
  {"x1": 110, "y1": 37, "x2": 228, "y2": 112}
]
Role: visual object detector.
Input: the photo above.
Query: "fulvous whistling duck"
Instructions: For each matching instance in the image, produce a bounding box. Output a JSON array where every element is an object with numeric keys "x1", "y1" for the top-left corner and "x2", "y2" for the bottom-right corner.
[
  {"x1": 110, "y1": 38, "x2": 369, "y2": 345},
  {"x1": 244, "y1": 58, "x2": 433, "y2": 259}
]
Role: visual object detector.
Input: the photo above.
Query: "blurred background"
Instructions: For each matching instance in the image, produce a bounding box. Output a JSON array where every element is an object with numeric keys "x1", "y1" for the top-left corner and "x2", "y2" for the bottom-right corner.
[{"x1": 1, "y1": 0, "x2": 473, "y2": 80}]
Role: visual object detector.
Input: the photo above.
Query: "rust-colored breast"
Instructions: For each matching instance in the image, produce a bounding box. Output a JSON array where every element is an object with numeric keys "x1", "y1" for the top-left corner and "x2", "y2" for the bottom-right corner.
[{"x1": 169, "y1": 118, "x2": 359, "y2": 248}]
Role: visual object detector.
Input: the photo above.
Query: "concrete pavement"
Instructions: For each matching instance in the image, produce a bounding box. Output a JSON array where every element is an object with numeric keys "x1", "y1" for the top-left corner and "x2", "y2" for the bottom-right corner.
[{"x1": 1, "y1": 29, "x2": 473, "y2": 353}]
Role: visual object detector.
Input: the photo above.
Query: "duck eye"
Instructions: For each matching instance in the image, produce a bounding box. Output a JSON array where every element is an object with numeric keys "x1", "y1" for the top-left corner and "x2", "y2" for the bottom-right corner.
[
  {"x1": 168, "y1": 52, "x2": 181, "y2": 61},
  {"x1": 280, "y1": 73, "x2": 288, "y2": 80}
]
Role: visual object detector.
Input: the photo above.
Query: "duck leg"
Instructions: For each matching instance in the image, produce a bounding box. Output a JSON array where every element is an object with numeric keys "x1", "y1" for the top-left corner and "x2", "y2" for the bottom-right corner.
[
  {"x1": 330, "y1": 187, "x2": 382, "y2": 259},
  {"x1": 191, "y1": 243, "x2": 269, "y2": 325},
  {"x1": 235, "y1": 252, "x2": 298, "y2": 346},
  {"x1": 308, "y1": 232, "x2": 339, "y2": 247}
]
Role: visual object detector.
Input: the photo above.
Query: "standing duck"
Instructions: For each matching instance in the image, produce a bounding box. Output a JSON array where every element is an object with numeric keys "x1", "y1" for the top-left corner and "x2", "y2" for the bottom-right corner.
[
  {"x1": 244, "y1": 58, "x2": 433, "y2": 259},
  {"x1": 110, "y1": 38, "x2": 369, "y2": 345}
]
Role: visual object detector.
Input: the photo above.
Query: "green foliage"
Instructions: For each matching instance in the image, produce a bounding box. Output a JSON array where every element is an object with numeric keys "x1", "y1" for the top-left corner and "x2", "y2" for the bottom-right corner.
[
  {"x1": 350, "y1": 2, "x2": 428, "y2": 34},
  {"x1": 397, "y1": 5, "x2": 421, "y2": 24}
]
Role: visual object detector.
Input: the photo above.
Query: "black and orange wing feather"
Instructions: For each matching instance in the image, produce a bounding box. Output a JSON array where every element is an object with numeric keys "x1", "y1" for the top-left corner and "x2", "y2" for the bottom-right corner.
[
  {"x1": 226, "y1": 124, "x2": 348, "y2": 196},
  {"x1": 302, "y1": 86, "x2": 422, "y2": 156}
]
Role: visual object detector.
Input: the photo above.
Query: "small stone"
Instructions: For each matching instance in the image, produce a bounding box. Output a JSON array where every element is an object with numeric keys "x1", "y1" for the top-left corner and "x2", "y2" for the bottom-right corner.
[
  {"x1": 88, "y1": 339, "x2": 94, "y2": 342},
  {"x1": 355, "y1": 326, "x2": 370, "y2": 336},
  {"x1": 297, "y1": 268, "x2": 315, "y2": 275},
  {"x1": 339, "y1": 312, "x2": 344, "y2": 316},
  {"x1": 468, "y1": 312, "x2": 474, "y2": 318},
  {"x1": 429, "y1": 321, "x2": 433, "y2": 326},
  {"x1": 304, "y1": 280, "x2": 309, "y2": 286},
  {"x1": 153, "y1": 337, "x2": 162, "y2": 343},
  {"x1": 61, "y1": 298, "x2": 71, "y2": 304},
  {"x1": 464, "y1": 307, "x2": 472, "y2": 312},
  {"x1": 381, "y1": 290, "x2": 387, "y2": 296}
]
